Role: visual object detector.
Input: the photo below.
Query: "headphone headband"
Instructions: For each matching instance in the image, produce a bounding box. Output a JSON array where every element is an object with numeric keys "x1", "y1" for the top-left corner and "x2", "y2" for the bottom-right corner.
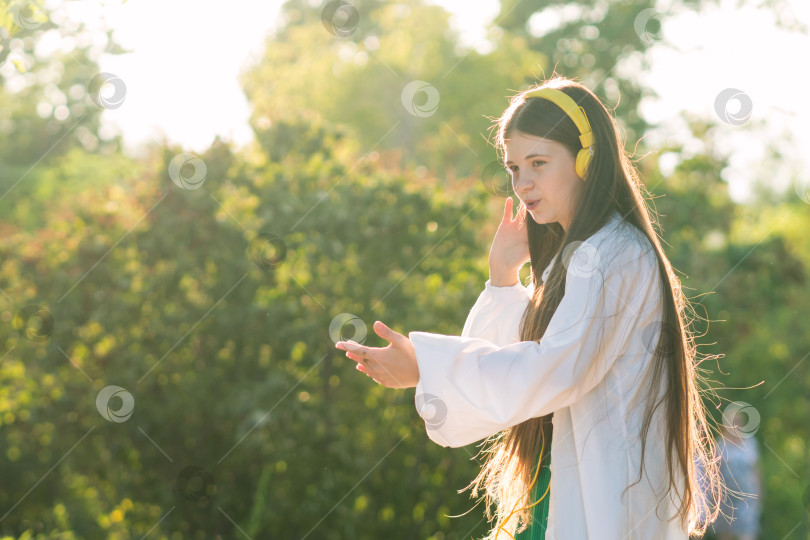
[{"x1": 522, "y1": 87, "x2": 596, "y2": 180}]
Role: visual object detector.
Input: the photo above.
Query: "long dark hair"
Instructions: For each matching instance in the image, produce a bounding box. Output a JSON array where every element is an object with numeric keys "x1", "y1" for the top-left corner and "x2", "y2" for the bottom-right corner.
[{"x1": 461, "y1": 75, "x2": 726, "y2": 538}]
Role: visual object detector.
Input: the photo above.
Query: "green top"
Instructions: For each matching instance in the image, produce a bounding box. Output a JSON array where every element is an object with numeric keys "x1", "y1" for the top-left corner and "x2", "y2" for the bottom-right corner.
[{"x1": 514, "y1": 431, "x2": 552, "y2": 540}]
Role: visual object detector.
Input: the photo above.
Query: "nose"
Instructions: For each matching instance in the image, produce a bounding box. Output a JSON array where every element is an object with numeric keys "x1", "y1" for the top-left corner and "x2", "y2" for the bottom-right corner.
[{"x1": 512, "y1": 171, "x2": 535, "y2": 199}]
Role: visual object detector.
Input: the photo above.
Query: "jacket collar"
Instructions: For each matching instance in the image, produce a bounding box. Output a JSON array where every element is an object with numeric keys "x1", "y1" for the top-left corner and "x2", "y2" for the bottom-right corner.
[{"x1": 540, "y1": 209, "x2": 624, "y2": 282}]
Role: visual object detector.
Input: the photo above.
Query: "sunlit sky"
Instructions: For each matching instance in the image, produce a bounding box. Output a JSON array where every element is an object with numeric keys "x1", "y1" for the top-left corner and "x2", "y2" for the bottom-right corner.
[{"x1": 59, "y1": 0, "x2": 810, "y2": 204}]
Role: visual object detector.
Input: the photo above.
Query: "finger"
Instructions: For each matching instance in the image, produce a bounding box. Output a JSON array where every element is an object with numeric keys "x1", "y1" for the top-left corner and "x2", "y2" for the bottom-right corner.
[
  {"x1": 356, "y1": 363, "x2": 379, "y2": 383},
  {"x1": 345, "y1": 350, "x2": 366, "y2": 364},
  {"x1": 336, "y1": 340, "x2": 364, "y2": 353},
  {"x1": 373, "y1": 320, "x2": 403, "y2": 346},
  {"x1": 502, "y1": 196, "x2": 512, "y2": 223},
  {"x1": 341, "y1": 341, "x2": 365, "y2": 355}
]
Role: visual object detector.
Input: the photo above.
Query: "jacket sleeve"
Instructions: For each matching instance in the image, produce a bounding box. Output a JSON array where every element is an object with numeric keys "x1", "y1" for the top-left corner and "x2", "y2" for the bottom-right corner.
[
  {"x1": 411, "y1": 241, "x2": 659, "y2": 448},
  {"x1": 460, "y1": 279, "x2": 533, "y2": 347}
]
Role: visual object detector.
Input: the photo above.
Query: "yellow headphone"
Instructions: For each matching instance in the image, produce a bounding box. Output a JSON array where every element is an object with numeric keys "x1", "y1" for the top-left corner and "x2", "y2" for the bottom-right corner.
[{"x1": 523, "y1": 87, "x2": 596, "y2": 181}]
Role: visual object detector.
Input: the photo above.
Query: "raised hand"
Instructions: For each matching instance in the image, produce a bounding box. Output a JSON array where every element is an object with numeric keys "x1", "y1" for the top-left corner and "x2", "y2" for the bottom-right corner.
[
  {"x1": 488, "y1": 197, "x2": 530, "y2": 286},
  {"x1": 335, "y1": 321, "x2": 419, "y2": 389}
]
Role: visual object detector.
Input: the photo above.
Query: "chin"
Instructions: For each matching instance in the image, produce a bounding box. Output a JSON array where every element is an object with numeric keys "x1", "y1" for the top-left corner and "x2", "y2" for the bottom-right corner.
[
  {"x1": 528, "y1": 212, "x2": 557, "y2": 228},
  {"x1": 528, "y1": 210, "x2": 548, "y2": 223}
]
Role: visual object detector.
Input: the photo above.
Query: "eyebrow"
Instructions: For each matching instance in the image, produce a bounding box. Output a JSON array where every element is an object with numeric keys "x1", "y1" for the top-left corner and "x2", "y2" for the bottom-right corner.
[{"x1": 504, "y1": 153, "x2": 552, "y2": 165}]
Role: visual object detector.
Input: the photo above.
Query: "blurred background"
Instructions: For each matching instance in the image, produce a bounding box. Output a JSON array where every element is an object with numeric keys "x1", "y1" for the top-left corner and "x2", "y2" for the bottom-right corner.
[{"x1": 1, "y1": 0, "x2": 808, "y2": 538}]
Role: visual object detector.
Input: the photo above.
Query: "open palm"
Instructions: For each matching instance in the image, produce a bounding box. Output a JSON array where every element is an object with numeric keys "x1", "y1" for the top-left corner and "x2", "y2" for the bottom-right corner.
[{"x1": 335, "y1": 321, "x2": 419, "y2": 389}]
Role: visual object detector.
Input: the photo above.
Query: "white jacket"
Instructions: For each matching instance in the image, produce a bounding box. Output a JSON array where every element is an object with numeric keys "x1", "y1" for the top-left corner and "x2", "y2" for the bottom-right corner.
[{"x1": 410, "y1": 210, "x2": 689, "y2": 539}]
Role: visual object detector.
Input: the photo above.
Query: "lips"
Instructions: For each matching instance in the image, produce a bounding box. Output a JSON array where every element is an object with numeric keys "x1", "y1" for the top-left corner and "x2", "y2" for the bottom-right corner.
[{"x1": 525, "y1": 199, "x2": 540, "y2": 210}]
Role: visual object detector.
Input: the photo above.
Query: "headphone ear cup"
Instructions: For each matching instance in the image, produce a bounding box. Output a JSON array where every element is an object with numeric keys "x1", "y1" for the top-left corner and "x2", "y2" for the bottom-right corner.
[{"x1": 576, "y1": 149, "x2": 591, "y2": 180}]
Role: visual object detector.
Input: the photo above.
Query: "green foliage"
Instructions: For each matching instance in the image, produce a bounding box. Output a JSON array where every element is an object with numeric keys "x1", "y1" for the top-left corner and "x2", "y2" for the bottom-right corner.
[
  {"x1": 240, "y1": 0, "x2": 547, "y2": 179},
  {"x1": 2, "y1": 0, "x2": 808, "y2": 538}
]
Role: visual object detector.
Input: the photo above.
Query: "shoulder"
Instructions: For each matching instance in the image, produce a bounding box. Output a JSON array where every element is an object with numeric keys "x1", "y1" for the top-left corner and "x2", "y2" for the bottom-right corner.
[{"x1": 572, "y1": 211, "x2": 658, "y2": 281}]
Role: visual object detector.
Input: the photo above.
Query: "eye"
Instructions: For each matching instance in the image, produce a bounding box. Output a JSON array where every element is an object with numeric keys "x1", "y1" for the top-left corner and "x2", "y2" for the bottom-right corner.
[{"x1": 505, "y1": 161, "x2": 545, "y2": 172}]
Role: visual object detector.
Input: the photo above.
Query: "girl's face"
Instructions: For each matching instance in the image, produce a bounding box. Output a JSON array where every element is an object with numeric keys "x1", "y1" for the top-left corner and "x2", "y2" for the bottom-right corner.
[{"x1": 504, "y1": 130, "x2": 585, "y2": 232}]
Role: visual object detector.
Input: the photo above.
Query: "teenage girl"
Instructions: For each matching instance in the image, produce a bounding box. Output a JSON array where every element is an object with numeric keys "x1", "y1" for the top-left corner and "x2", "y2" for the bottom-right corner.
[{"x1": 336, "y1": 75, "x2": 726, "y2": 539}]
